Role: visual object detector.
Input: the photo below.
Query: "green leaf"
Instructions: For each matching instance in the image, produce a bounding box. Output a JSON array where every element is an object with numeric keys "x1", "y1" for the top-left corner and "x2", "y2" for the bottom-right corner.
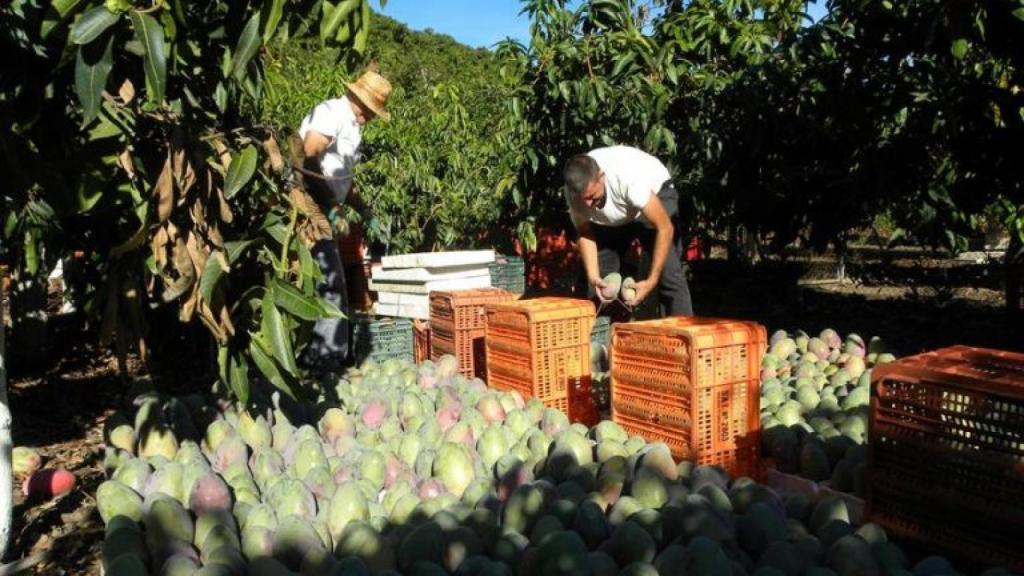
[
  {"x1": 130, "y1": 11, "x2": 167, "y2": 103},
  {"x1": 24, "y1": 230, "x2": 39, "y2": 275},
  {"x1": 224, "y1": 146, "x2": 258, "y2": 199},
  {"x1": 74, "y1": 35, "x2": 114, "y2": 127},
  {"x1": 261, "y1": 292, "x2": 299, "y2": 376},
  {"x1": 200, "y1": 254, "x2": 227, "y2": 303},
  {"x1": 262, "y1": 0, "x2": 285, "y2": 42},
  {"x1": 321, "y1": 0, "x2": 361, "y2": 41},
  {"x1": 1013, "y1": 7, "x2": 1024, "y2": 20},
  {"x1": 231, "y1": 13, "x2": 261, "y2": 81},
  {"x1": 70, "y1": 5, "x2": 120, "y2": 45},
  {"x1": 249, "y1": 336, "x2": 296, "y2": 399},
  {"x1": 353, "y1": 0, "x2": 371, "y2": 54},
  {"x1": 272, "y1": 278, "x2": 325, "y2": 320},
  {"x1": 42, "y1": 0, "x2": 86, "y2": 38},
  {"x1": 950, "y1": 38, "x2": 968, "y2": 60},
  {"x1": 226, "y1": 239, "x2": 256, "y2": 263},
  {"x1": 218, "y1": 346, "x2": 250, "y2": 405},
  {"x1": 229, "y1": 348, "x2": 250, "y2": 405}
]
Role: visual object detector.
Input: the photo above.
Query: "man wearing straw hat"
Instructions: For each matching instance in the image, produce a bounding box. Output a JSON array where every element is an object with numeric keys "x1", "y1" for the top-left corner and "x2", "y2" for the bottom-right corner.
[{"x1": 297, "y1": 68, "x2": 392, "y2": 374}]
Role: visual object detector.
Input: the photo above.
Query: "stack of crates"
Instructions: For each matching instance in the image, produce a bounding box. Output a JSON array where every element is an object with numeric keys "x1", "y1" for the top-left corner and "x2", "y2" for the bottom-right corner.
[
  {"x1": 610, "y1": 316, "x2": 766, "y2": 479},
  {"x1": 430, "y1": 288, "x2": 519, "y2": 379},
  {"x1": 867, "y1": 345, "x2": 1024, "y2": 571},
  {"x1": 351, "y1": 314, "x2": 414, "y2": 364},
  {"x1": 413, "y1": 319, "x2": 431, "y2": 364},
  {"x1": 484, "y1": 297, "x2": 598, "y2": 426},
  {"x1": 489, "y1": 255, "x2": 526, "y2": 294}
]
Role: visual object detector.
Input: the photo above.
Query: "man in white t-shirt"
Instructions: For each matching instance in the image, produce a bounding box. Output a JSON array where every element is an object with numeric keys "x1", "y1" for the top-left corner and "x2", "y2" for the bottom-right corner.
[
  {"x1": 563, "y1": 145, "x2": 693, "y2": 316},
  {"x1": 296, "y1": 69, "x2": 392, "y2": 374}
]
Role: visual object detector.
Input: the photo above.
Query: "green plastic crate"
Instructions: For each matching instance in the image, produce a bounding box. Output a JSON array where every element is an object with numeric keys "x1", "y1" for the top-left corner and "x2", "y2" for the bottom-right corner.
[
  {"x1": 591, "y1": 315, "x2": 611, "y2": 346},
  {"x1": 352, "y1": 314, "x2": 414, "y2": 364},
  {"x1": 489, "y1": 255, "x2": 526, "y2": 293}
]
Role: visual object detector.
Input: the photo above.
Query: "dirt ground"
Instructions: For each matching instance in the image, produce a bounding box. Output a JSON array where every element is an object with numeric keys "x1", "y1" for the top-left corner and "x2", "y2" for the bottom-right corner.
[{"x1": 1, "y1": 254, "x2": 1020, "y2": 574}]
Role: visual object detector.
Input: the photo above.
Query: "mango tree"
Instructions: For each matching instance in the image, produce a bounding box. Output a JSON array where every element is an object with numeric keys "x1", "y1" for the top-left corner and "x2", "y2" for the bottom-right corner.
[{"x1": 2, "y1": 0, "x2": 388, "y2": 405}]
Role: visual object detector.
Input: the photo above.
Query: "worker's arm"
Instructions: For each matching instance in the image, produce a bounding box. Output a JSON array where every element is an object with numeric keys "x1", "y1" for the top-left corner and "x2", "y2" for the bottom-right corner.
[
  {"x1": 575, "y1": 217, "x2": 610, "y2": 300},
  {"x1": 625, "y1": 193, "x2": 673, "y2": 306}
]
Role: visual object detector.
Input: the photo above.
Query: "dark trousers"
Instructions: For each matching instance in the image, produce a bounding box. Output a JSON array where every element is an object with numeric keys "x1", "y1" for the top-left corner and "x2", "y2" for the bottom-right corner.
[
  {"x1": 300, "y1": 238, "x2": 350, "y2": 375},
  {"x1": 590, "y1": 182, "x2": 694, "y2": 317}
]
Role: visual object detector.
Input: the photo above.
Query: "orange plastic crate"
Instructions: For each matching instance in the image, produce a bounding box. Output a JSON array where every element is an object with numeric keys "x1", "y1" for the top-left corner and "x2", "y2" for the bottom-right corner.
[
  {"x1": 867, "y1": 345, "x2": 1024, "y2": 572},
  {"x1": 609, "y1": 316, "x2": 766, "y2": 479},
  {"x1": 413, "y1": 320, "x2": 431, "y2": 364},
  {"x1": 485, "y1": 297, "x2": 598, "y2": 425},
  {"x1": 429, "y1": 288, "x2": 518, "y2": 379}
]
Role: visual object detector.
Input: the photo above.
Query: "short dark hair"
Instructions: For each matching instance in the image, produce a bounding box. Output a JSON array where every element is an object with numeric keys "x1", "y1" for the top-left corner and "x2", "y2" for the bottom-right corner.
[{"x1": 563, "y1": 154, "x2": 600, "y2": 200}]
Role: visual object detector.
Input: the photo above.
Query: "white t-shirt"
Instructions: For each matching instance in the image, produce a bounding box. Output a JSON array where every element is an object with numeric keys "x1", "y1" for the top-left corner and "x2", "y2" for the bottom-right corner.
[
  {"x1": 298, "y1": 96, "x2": 362, "y2": 205},
  {"x1": 568, "y1": 145, "x2": 671, "y2": 227}
]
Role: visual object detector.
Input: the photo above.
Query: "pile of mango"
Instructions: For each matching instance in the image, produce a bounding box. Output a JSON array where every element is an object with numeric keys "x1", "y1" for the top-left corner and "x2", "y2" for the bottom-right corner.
[
  {"x1": 94, "y1": 354, "x2": 1017, "y2": 576},
  {"x1": 759, "y1": 329, "x2": 896, "y2": 496}
]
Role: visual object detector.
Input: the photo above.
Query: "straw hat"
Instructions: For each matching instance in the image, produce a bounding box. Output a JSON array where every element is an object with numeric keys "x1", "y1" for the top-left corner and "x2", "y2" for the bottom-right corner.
[{"x1": 346, "y1": 69, "x2": 392, "y2": 121}]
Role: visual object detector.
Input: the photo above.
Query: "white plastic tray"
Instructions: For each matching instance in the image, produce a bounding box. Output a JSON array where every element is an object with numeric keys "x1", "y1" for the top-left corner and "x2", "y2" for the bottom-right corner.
[
  {"x1": 370, "y1": 263, "x2": 491, "y2": 282},
  {"x1": 372, "y1": 300, "x2": 430, "y2": 320},
  {"x1": 380, "y1": 250, "x2": 495, "y2": 270},
  {"x1": 375, "y1": 292, "x2": 430, "y2": 307},
  {"x1": 368, "y1": 275, "x2": 492, "y2": 295}
]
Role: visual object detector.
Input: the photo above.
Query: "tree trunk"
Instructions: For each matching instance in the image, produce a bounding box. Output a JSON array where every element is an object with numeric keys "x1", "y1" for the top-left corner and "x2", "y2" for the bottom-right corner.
[{"x1": 1, "y1": 281, "x2": 12, "y2": 559}]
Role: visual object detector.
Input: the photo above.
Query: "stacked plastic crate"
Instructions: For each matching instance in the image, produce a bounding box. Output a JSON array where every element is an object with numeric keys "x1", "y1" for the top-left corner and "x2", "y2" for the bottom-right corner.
[
  {"x1": 609, "y1": 316, "x2": 766, "y2": 479},
  {"x1": 351, "y1": 314, "x2": 414, "y2": 365},
  {"x1": 484, "y1": 297, "x2": 599, "y2": 426},
  {"x1": 429, "y1": 288, "x2": 519, "y2": 379},
  {"x1": 867, "y1": 345, "x2": 1024, "y2": 571}
]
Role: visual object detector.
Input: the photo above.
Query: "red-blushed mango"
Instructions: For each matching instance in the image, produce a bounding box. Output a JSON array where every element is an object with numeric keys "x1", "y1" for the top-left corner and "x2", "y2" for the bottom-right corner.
[{"x1": 189, "y1": 472, "x2": 233, "y2": 516}]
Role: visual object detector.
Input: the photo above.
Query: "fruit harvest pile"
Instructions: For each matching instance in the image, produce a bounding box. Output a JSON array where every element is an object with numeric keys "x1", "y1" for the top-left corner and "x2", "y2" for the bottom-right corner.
[
  {"x1": 91, "y1": 353, "x2": 1017, "y2": 576},
  {"x1": 759, "y1": 329, "x2": 895, "y2": 497}
]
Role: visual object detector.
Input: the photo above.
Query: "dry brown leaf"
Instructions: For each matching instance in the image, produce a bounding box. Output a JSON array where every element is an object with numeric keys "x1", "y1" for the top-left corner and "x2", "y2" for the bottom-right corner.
[
  {"x1": 289, "y1": 133, "x2": 306, "y2": 168},
  {"x1": 174, "y1": 149, "x2": 197, "y2": 201},
  {"x1": 119, "y1": 79, "x2": 135, "y2": 104},
  {"x1": 198, "y1": 301, "x2": 226, "y2": 343},
  {"x1": 217, "y1": 188, "x2": 234, "y2": 224},
  {"x1": 208, "y1": 223, "x2": 225, "y2": 250},
  {"x1": 185, "y1": 231, "x2": 209, "y2": 281},
  {"x1": 118, "y1": 149, "x2": 136, "y2": 180},
  {"x1": 155, "y1": 154, "x2": 174, "y2": 223},
  {"x1": 172, "y1": 237, "x2": 194, "y2": 280},
  {"x1": 190, "y1": 198, "x2": 207, "y2": 232},
  {"x1": 151, "y1": 225, "x2": 169, "y2": 270},
  {"x1": 264, "y1": 134, "x2": 285, "y2": 173},
  {"x1": 211, "y1": 138, "x2": 231, "y2": 171},
  {"x1": 180, "y1": 285, "x2": 198, "y2": 322}
]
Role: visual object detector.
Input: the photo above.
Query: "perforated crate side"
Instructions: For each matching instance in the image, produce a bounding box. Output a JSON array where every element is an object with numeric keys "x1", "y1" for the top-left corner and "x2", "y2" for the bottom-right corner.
[
  {"x1": 429, "y1": 318, "x2": 488, "y2": 380},
  {"x1": 352, "y1": 315, "x2": 414, "y2": 364},
  {"x1": 866, "y1": 346, "x2": 1024, "y2": 571},
  {"x1": 609, "y1": 316, "x2": 765, "y2": 478},
  {"x1": 413, "y1": 320, "x2": 431, "y2": 364},
  {"x1": 490, "y1": 257, "x2": 526, "y2": 293},
  {"x1": 430, "y1": 288, "x2": 518, "y2": 333},
  {"x1": 485, "y1": 309, "x2": 597, "y2": 425}
]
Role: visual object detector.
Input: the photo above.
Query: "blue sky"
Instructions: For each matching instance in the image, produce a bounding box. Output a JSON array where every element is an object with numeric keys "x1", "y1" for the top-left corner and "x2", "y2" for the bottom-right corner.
[{"x1": 378, "y1": 1, "x2": 830, "y2": 50}]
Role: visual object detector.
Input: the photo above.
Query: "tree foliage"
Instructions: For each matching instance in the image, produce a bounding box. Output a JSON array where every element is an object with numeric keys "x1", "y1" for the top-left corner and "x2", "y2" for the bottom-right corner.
[
  {"x1": 263, "y1": 14, "x2": 531, "y2": 254},
  {"x1": 502, "y1": 0, "x2": 1024, "y2": 265},
  {"x1": 1, "y1": 0, "x2": 386, "y2": 403}
]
